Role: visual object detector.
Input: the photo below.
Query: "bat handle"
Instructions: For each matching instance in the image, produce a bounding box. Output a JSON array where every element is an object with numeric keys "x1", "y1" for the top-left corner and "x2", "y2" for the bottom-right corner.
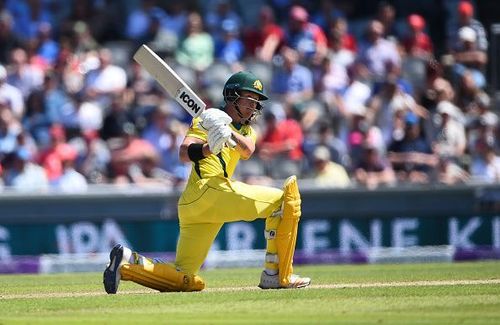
[{"x1": 227, "y1": 138, "x2": 237, "y2": 148}]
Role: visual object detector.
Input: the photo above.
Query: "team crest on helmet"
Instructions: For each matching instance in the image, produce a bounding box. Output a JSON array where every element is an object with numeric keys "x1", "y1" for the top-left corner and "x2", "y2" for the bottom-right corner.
[{"x1": 253, "y1": 80, "x2": 263, "y2": 91}]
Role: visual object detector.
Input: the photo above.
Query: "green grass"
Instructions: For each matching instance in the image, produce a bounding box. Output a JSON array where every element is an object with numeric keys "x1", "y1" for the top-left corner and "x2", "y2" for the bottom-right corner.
[{"x1": 1, "y1": 261, "x2": 500, "y2": 324}]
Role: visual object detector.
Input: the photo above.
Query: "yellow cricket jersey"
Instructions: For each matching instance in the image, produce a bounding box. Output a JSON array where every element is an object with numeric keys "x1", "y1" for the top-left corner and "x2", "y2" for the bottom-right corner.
[{"x1": 185, "y1": 115, "x2": 256, "y2": 182}]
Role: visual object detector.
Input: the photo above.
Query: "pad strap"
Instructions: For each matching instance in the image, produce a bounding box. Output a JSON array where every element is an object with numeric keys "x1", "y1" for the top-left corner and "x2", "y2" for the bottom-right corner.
[{"x1": 265, "y1": 253, "x2": 279, "y2": 264}]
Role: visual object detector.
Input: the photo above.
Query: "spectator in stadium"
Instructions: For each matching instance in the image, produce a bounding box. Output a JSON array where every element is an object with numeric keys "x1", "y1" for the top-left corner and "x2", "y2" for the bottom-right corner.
[
  {"x1": 0, "y1": 105, "x2": 20, "y2": 155},
  {"x1": 37, "y1": 124, "x2": 71, "y2": 182},
  {"x1": 368, "y1": 76, "x2": 425, "y2": 147},
  {"x1": 303, "y1": 121, "x2": 349, "y2": 170},
  {"x1": 271, "y1": 47, "x2": 314, "y2": 111},
  {"x1": 376, "y1": 1, "x2": 398, "y2": 41},
  {"x1": 52, "y1": 143, "x2": 88, "y2": 193},
  {"x1": 403, "y1": 14, "x2": 433, "y2": 59},
  {"x1": 358, "y1": 20, "x2": 401, "y2": 82},
  {"x1": 162, "y1": 2, "x2": 188, "y2": 37},
  {"x1": 204, "y1": 0, "x2": 242, "y2": 44},
  {"x1": 285, "y1": 5, "x2": 328, "y2": 65},
  {"x1": 420, "y1": 59, "x2": 445, "y2": 109},
  {"x1": 346, "y1": 104, "x2": 384, "y2": 168},
  {"x1": 69, "y1": 129, "x2": 111, "y2": 184},
  {"x1": 449, "y1": 1, "x2": 488, "y2": 52},
  {"x1": 449, "y1": 26, "x2": 487, "y2": 90},
  {"x1": 319, "y1": 55, "x2": 349, "y2": 95},
  {"x1": 388, "y1": 112, "x2": 437, "y2": 184},
  {"x1": 6, "y1": 47, "x2": 44, "y2": 99},
  {"x1": 142, "y1": 104, "x2": 190, "y2": 183},
  {"x1": 431, "y1": 101, "x2": 466, "y2": 161},
  {"x1": 310, "y1": 145, "x2": 350, "y2": 188},
  {"x1": 71, "y1": 21, "x2": 98, "y2": 54},
  {"x1": 127, "y1": 148, "x2": 174, "y2": 188},
  {"x1": 35, "y1": 22, "x2": 59, "y2": 66},
  {"x1": 100, "y1": 93, "x2": 133, "y2": 141},
  {"x1": 175, "y1": 12, "x2": 214, "y2": 72},
  {"x1": 469, "y1": 140, "x2": 500, "y2": 184},
  {"x1": 455, "y1": 68, "x2": 483, "y2": 112},
  {"x1": 331, "y1": 63, "x2": 372, "y2": 139},
  {"x1": 214, "y1": 19, "x2": 245, "y2": 69},
  {"x1": 125, "y1": 0, "x2": 164, "y2": 41},
  {"x1": 467, "y1": 113, "x2": 498, "y2": 163},
  {"x1": 108, "y1": 122, "x2": 158, "y2": 185},
  {"x1": 2, "y1": 148, "x2": 49, "y2": 192},
  {"x1": 83, "y1": 48, "x2": 127, "y2": 105},
  {"x1": 250, "y1": 6, "x2": 285, "y2": 62},
  {"x1": 258, "y1": 106, "x2": 304, "y2": 179},
  {"x1": 6, "y1": 0, "x2": 53, "y2": 42},
  {"x1": 311, "y1": 0, "x2": 344, "y2": 32},
  {"x1": 326, "y1": 16, "x2": 357, "y2": 69},
  {"x1": 436, "y1": 155, "x2": 470, "y2": 185},
  {"x1": 0, "y1": 10, "x2": 23, "y2": 64},
  {"x1": 354, "y1": 141, "x2": 396, "y2": 189},
  {"x1": 0, "y1": 64, "x2": 24, "y2": 119}
]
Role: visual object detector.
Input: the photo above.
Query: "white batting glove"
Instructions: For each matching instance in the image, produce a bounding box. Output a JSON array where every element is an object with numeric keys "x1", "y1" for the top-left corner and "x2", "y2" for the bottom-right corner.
[
  {"x1": 207, "y1": 125, "x2": 232, "y2": 155},
  {"x1": 199, "y1": 109, "x2": 232, "y2": 131}
]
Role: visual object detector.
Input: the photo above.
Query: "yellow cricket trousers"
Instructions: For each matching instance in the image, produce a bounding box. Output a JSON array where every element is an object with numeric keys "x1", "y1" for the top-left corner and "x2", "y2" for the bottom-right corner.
[{"x1": 176, "y1": 176, "x2": 283, "y2": 275}]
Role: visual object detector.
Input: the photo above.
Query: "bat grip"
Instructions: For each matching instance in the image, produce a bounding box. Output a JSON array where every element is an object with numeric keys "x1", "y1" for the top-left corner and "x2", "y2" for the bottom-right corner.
[{"x1": 227, "y1": 138, "x2": 237, "y2": 148}]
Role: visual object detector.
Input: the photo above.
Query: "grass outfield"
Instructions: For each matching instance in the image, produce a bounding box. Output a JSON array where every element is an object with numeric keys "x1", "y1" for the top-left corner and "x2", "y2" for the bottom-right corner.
[{"x1": 1, "y1": 261, "x2": 500, "y2": 324}]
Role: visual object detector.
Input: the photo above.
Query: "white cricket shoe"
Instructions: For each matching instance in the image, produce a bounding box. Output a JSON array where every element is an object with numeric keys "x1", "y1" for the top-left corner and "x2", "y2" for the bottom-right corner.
[
  {"x1": 103, "y1": 244, "x2": 132, "y2": 294},
  {"x1": 258, "y1": 271, "x2": 311, "y2": 289}
]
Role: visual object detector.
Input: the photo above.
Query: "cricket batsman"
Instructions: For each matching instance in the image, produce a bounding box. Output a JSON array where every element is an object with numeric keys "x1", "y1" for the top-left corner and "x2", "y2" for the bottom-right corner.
[{"x1": 103, "y1": 71, "x2": 311, "y2": 292}]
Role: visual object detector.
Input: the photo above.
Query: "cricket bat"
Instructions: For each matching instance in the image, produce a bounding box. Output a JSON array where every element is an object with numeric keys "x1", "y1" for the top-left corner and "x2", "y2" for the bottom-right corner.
[
  {"x1": 133, "y1": 45, "x2": 205, "y2": 118},
  {"x1": 133, "y1": 44, "x2": 236, "y2": 147}
]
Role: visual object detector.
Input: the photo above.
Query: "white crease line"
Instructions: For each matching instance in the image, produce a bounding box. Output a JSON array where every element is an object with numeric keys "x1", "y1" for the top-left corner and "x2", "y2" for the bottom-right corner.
[{"x1": 2, "y1": 279, "x2": 499, "y2": 299}]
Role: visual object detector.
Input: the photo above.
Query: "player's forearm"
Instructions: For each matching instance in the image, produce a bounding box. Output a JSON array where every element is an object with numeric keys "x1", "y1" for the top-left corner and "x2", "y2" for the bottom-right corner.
[
  {"x1": 231, "y1": 131, "x2": 255, "y2": 160},
  {"x1": 179, "y1": 138, "x2": 211, "y2": 162}
]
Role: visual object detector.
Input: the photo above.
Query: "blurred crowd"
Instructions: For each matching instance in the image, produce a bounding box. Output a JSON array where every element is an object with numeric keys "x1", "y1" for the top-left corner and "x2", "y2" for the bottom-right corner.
[{"x1": 0, "y1": 0, "x2": 497, "y2": 192}]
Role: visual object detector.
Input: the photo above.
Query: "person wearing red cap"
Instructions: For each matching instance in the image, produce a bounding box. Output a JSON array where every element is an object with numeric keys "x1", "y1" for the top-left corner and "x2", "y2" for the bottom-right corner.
[
  {"x1": 286, "y1": 5, "x2": 327, "y2": 65},
  {"x1": 449, "y1": 1, "x2": 487, "y2": 52},
  {"x1": 52, "y1": 143, "x2": 88, "y2": 193},
  {"x1": 403, "y1": 14, "x2": 433, "y2": 59}
]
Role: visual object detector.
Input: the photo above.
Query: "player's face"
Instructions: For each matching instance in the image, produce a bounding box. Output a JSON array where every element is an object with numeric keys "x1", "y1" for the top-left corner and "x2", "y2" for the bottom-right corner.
[{"x1": 236, "y1": 90, "x2": 261, "y2": 120}]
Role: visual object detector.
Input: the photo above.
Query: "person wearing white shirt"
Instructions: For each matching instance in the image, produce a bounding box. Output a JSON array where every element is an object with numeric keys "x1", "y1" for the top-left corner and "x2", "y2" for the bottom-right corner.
[{"x1": 0, "y1": 64, "x2": 25, "y2": 119}]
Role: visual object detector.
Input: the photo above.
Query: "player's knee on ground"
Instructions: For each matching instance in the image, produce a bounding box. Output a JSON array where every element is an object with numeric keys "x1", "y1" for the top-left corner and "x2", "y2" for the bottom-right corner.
[{"x1": 120, "y1": 263, "x2": 205, "y2": 292}]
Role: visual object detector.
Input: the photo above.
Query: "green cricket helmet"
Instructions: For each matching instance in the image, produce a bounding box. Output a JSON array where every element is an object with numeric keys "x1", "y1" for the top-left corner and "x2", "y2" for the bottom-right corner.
[
  {"x1": 223, "y1": 71, "x2": 268, "y2": 124},
  {"x1": 223, "y1": 71, "x2": 268, "y2": 102}
]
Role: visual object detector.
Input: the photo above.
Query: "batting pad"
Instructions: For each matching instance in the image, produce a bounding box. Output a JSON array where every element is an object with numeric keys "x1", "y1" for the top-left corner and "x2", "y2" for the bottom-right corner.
[
  {"x1": 276, "y1": 175, "x2": 301, "y2": 286},
  {"x1": 121, "y1": 263, "x2": 205, "y2": 292}
]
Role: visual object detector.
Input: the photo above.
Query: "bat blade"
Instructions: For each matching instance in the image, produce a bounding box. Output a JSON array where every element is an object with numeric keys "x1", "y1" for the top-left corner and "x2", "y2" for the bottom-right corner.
[{"x1": 133, "y1": 45, "x2": 206, "y2": 118}]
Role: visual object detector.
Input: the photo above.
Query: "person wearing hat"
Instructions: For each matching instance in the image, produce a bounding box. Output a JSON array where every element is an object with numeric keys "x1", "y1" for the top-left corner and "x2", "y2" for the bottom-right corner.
[
  {"x1": 403, "y1": 14, "x2": 433, "y2": 58},
  {"x1": 450, "y1": 1, "x2": 488, "y2": 52},
  {"x1": 285, "y1": 5, "x2": 328, "y2": 65},
  {"x1": 311, "y1": 145, "x2": 350, "y2": 188},
  {"x1": 451, "y1": 25, "x2": 487, "y2": 89},
  {"x1": 103, "y1": 71, "x2": 311, "y2": 294},
  {"x1": 52, "y1": 143, "x2": 88, "y2": 193},
  {"x1": 432, "y1": 101, "x2": 466, "y2": 160}
]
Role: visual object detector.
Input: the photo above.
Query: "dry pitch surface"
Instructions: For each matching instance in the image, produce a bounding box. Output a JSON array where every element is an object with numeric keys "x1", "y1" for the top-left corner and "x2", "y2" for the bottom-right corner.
[{"x1": 1, "y1": 262, "x2": 500, "y2": 324}]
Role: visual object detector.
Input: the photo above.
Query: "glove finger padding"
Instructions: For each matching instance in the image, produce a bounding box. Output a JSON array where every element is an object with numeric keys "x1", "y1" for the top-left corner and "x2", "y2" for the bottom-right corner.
[
  {"x1": 208, "y1": 125, "x2": 232, "y2": 154},
  {"x1": 208, "y1": 130, "x2": 224, "y2": 155},
  {"x1": 199, "y1": 109, "x2": 232, "y2": 131}
]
